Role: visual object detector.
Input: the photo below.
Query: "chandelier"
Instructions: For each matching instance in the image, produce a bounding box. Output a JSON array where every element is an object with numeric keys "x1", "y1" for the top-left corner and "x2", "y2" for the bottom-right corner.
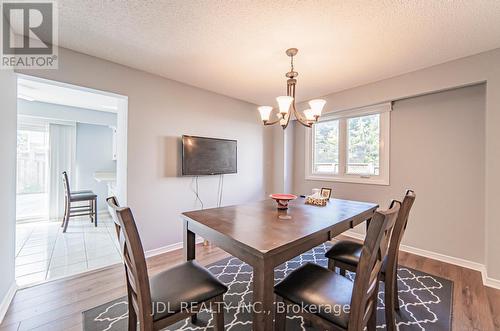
[{"x1": 258, "y1": 48, "x2": 326, "y2": 129}]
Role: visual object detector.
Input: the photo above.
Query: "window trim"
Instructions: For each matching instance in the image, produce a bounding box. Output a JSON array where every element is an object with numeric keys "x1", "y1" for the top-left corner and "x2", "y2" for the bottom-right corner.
[{"x1": 305, "y1": 103, "x2": 391, "y2": 186}]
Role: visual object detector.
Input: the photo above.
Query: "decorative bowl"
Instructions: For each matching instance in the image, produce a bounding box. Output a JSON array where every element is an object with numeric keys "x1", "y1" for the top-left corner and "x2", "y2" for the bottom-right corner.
[{"x1": 270, "y1": 194, "x2": 297, "y2": 210}]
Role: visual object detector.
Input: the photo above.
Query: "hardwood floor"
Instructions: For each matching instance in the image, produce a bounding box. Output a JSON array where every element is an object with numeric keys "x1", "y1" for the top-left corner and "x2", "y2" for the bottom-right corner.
[
  {"x1": 1, "y1": 242, "x2": 499, "y2": 331},
  {"x1": 398, "y1": 251, "x2": 499, "y2": 331},
  {"x1": 487, "y1": 287, "x2": 500, "y2": 330}
]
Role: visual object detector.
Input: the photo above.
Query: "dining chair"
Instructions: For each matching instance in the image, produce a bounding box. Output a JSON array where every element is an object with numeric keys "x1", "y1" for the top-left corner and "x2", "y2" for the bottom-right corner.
[
  {"x1": 274, "y1": 201, "x2": 400, "y2": 331},
  {"x1": 325, "y1": 190, "x2": 416, "y2": 331},
  {"x1": 106, "y1": 196, "x2": 125, "y2": 253},
  {"x1": 106, "y1": 197, "x2": 228, "y2": 331},
  {"x1": 61, "y1": 171, "x2": 98, "y2": 233}
]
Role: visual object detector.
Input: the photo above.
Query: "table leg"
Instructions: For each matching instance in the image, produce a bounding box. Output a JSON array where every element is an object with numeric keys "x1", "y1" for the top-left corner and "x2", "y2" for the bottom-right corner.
[
  {"x1": 252, "y1": 260, "x2": 274, "y2": 331},
  {"x1": 183, "y1": 220, "x2": 195, "y2": 261}
]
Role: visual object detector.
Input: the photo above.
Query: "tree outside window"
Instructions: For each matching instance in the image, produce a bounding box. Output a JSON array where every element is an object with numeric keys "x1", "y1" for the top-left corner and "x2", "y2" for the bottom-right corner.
[
  {"x1": 347, "y1": 114, "x2": 380, "y2": 175},
  {"x1": 313, "y1": 120, "x2": 339, "y2": 173}
]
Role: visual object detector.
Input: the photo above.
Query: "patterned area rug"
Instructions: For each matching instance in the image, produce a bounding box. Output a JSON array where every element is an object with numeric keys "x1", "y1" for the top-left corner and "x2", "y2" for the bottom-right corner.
[{"x1": 83, "y1": 244, "x2": 453, "y2": 330}]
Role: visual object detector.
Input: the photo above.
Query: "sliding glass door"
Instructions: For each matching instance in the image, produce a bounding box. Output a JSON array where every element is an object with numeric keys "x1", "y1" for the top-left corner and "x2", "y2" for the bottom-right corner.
[{"x1": 16, "y1": 120, "x2": 49, "y2": 221}]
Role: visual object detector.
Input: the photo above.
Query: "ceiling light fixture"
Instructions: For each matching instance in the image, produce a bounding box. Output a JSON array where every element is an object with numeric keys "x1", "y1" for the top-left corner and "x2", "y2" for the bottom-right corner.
[{"x1": 258, "y1": 48, "x2": 326, "y2": 129}]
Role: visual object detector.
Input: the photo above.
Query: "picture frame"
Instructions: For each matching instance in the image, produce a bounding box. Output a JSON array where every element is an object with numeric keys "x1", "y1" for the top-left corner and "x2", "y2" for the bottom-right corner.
[{"x1": 321, "y1": 187, "x2": 332, "y2": 199}]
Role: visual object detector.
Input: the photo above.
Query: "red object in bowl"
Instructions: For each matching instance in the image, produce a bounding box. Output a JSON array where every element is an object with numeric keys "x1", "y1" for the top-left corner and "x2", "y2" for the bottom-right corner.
[{"x1": 270, "y1": 194, "x2": 297, "y2": 210}]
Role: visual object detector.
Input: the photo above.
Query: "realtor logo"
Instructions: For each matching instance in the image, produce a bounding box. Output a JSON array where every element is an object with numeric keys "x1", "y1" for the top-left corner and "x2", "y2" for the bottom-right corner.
[{"x1": 1, "y1": 0, "x2": 58, "y2": 69}]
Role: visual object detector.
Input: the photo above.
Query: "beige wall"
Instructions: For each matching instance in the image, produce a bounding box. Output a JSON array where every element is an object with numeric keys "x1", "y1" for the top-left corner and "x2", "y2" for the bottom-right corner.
[
  {"x1": 18, "y1": 47, "x2": 267, "y2": 252},
  {"x1": 0, "y1": 70, "x2": 17, "y2": 316},
  {"x1": 293, "y1": 85, "x2": 486, "y2": 263}
]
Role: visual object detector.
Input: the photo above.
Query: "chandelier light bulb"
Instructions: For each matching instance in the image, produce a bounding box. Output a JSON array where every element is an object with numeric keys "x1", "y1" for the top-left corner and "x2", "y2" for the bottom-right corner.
[
  {"x1": 303, "y1": 109, "x2": 315, "y2": 122},
  {"x1": 258, "y1": 106, "x2": 273, "y2": 122},
  {"x1": 276, "y1": 96, "x2": 294, "y2": 115},
  {"x1": 279, "y1": 117, "x2": 288, "y2": 128},
  {"x1": 309, "y1": 99, "x2": 326, "y2": 117}
]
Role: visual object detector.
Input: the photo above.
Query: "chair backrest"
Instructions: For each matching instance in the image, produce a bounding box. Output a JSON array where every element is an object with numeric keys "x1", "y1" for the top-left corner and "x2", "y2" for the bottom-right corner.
[
  {"x1": 61, "y1": 171, "x2": 71, "y2": 199},
  {"x1": 388, "y1": 190, "x2": 416, "y2": 256},
  {"x1": 106, "y1": 198, "x2": 153, "y2": 329},
  {"x1": 348, "y1": 201, "x2": 400, "y2": 330},
  {"x1": 385, "y1": 190, "x2": 416, "y2": 282},
  {"x1": 106, "y1": 196, "x2": 122, "y2": 238},
  {"x1": 106, "y1": 196, "x2": 126, "y2": 255}
]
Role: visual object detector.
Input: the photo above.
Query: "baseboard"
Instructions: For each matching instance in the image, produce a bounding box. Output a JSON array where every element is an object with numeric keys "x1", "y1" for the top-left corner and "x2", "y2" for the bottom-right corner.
[
  {"x1": 0, "y1": 282, "x2": 17, "y2": 324},
  {"x1": 341, "y1": 230, "x2": 365, "y2": 241},
  {"x1": 342, "y1": 230, "x2": 500, "y2": 290},
  {"x1": 484, "y1": 276, "x2": 500, "y2": 289},
  {"x1": 145, "y1": 237, "x2": 204, "y2": 258}
]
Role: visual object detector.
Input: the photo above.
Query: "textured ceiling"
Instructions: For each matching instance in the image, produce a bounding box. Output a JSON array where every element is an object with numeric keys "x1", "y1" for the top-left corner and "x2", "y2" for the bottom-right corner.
[{"x1": 50, "y1": 1, "x2": 500, "y2": 104}]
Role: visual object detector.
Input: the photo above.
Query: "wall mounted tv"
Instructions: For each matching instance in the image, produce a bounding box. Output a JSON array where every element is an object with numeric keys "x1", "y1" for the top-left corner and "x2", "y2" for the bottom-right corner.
[{"x1": 182, "y1": 135, "x2": 237, "y2": 176}]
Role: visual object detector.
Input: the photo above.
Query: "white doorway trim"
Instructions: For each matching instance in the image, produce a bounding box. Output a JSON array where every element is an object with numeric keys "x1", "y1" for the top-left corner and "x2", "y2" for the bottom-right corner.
[{"x1": 14, "y1": 74, "x2": 129, "y2": 288}]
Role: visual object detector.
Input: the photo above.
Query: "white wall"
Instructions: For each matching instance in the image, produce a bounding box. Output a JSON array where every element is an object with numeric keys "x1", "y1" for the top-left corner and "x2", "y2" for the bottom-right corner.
[
  {"x1": 271, "y1": 126, "x2": 285, "y2": 193},
  {"x1": 17, "y1": 47, "x2": 267, "y2": 252},
  {"x1": 0, "y1": 70, "x2": 17, "y2": 319},
  {"x1": 18, "y1": 99, "x2": 117, "y2": 126},
  {"x1": 293, "y1": 85, "x2": 486, "y2": 264},
  {"x1": 76, "y1": 123, "x2": 116, "y2": 210},
  {"x1": 283, "y1": 126, "x2": 295, "y2": 194}
]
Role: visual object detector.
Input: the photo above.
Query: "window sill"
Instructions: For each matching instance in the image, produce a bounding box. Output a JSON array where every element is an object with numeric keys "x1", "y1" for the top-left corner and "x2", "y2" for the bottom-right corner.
[{"x1": 305, "y1": 174, "x2": 389, "y2": 186}]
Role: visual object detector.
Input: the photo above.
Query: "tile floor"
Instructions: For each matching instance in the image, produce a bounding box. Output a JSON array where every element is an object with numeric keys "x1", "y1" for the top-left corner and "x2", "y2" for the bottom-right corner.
[
  {"x1": 16, "y1": 192, "x2": 48, "y2": 220},
  {"x1": 15, "y1": 213, "x2": 122, "y2": 287}
]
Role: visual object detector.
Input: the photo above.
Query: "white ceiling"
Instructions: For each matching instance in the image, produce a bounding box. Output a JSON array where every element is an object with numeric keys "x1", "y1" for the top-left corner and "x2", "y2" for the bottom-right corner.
[
  {"x1": 41, "y1": 1, "x2": 500, "y2": 104},
  {"x1": 18, "y1": 77, "x2": 120, "y2": 112}
]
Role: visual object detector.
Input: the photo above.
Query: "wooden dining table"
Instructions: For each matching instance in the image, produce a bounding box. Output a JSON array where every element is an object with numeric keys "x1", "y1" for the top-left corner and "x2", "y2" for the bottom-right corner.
[{"x1": 181, "y1": 197, "x2": 378, "y2": 331}]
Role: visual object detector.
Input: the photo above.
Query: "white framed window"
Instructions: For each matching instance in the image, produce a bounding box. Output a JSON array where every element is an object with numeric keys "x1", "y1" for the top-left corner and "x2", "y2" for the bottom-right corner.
[{"x1": 305, "y1": 103, "x2": 391, "y2": 185}]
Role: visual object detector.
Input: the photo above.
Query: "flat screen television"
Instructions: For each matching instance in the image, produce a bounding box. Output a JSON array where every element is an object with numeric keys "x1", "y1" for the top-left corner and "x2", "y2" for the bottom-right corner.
[{"x1": 182, "y1": 135, "x2": 237, "y2": 176}]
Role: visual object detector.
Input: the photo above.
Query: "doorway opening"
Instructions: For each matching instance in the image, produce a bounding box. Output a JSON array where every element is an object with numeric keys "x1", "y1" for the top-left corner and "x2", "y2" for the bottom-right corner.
[{"x1": 15, "y1": 75, "x2": 128, "y2": 287}]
